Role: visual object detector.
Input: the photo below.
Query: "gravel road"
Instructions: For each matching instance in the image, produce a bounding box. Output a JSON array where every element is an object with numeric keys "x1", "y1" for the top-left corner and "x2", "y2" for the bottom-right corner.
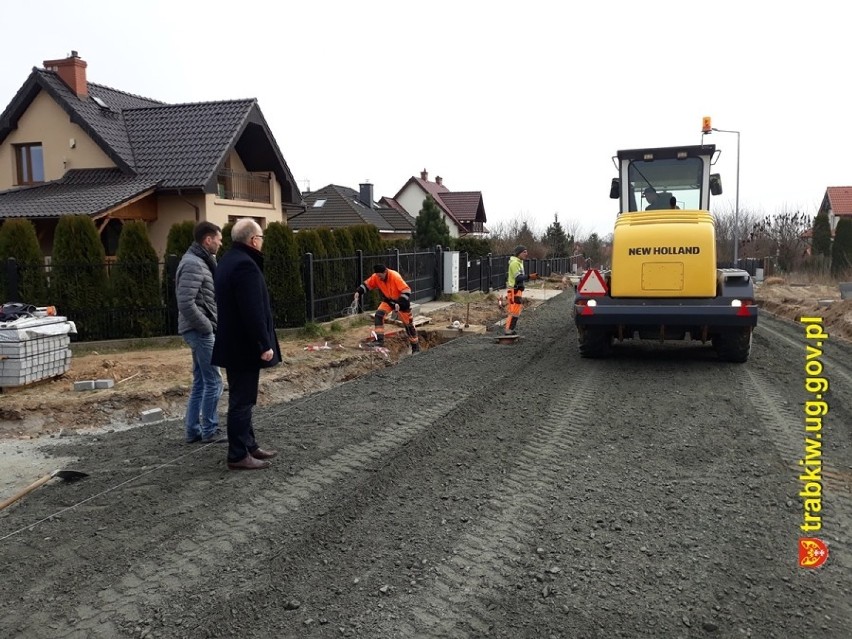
[{"x1": 1, "y1": 292, "x2": 850, "y2": 638}]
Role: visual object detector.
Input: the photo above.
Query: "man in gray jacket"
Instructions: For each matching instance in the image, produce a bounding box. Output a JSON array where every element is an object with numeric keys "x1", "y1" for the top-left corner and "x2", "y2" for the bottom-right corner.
[{"x1": 176, "y1": 221, "x2": 224, "y2": 443}]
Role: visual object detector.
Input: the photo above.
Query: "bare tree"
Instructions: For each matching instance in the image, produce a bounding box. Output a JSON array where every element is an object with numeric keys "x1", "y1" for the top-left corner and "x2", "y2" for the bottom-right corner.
[{"x1": 741, "y1": 209, "x2": 812, "y2": 272}]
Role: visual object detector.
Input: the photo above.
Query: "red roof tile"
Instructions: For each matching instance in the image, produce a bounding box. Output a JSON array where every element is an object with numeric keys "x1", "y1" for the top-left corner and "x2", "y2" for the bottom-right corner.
[
  {"x1": 826, "y1": 187, "x2": 852, "y2": 215},
  {"x1": 438, "y1": 191, "x2": 483, "y2": 222}
]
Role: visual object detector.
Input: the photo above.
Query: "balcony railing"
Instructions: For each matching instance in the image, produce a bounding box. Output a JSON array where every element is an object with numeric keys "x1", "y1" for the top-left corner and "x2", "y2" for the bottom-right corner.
[
  {"x1": 462, "y1": 221, "x2": 486, "y2": 234},
  {"x1": 216, "y1": 169, "x2": 272, "y2": 204}
]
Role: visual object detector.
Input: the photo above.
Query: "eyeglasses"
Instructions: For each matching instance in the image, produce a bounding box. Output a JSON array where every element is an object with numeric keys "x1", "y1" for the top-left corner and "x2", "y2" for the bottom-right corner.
[{"x1": 253, "y1": 234, "x2": 264, "y2": 240}]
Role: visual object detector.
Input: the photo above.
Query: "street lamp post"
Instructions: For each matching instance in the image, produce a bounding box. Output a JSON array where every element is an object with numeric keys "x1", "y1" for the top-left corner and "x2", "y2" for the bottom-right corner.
[{"x1": 703, "y1": 124, "x2": 741, "y2": 264}]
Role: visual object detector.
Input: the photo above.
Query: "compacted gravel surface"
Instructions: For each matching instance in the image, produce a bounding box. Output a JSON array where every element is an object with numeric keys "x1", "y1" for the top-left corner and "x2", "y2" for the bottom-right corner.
[{"x1": 1, "y1": 292, "x2": 850, "y2": 638}]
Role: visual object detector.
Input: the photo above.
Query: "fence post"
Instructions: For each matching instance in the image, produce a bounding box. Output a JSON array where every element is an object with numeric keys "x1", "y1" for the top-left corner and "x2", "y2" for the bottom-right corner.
[
  {"x1": 355, "y1": 249, "x2": 364, "y2": 312},
  {"x1": 434, "y1": 245, "x2": 443, "y2": 299},
  {"x1": 485, "y1": 253, "x2": 492, "y2": 293},
  {"x1": 164, "y1": 254, "x2": 180, "y2": 334},
  {"x1": 5, "y1": 257, "x2": 19, "y2": 302},
  {"x1": 303, "y1": 252, "x2": 315, "y2": 322},
  {"x1": 392, "y1": 248, "x2": 400, "y2": 273}
]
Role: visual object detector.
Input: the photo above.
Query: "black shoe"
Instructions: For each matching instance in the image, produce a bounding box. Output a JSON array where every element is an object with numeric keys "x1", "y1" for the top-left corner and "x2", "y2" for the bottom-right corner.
[
  {"x1": 201, "y1": 429, "x2": 227, "y2": 443},
  {"x1": 410, "y1": 343, "x2": 420, "y2": 354}
]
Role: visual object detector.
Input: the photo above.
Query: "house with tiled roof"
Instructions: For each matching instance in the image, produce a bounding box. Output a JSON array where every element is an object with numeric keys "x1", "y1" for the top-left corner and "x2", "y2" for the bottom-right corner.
[
  {"x1": 0, "y1": 51, "x2": 302, "y2": 256},
  {"x1": 381, "y1": 169, "x2": 487, "y2": 238},
  {"x1": 818, "y1": 187, "x2": 852, "y2": 234},
  {"x1": 289, "y1": 183, "x2": 415, "y2": 239}
]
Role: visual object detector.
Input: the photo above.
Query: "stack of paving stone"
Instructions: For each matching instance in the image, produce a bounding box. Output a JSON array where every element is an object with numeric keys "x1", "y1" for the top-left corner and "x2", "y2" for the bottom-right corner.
[{"x1": 0, "y1": 315, "x2": 76, "y2": 388}]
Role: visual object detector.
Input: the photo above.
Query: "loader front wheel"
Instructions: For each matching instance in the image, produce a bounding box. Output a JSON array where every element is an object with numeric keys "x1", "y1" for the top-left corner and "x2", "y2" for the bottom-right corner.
[{"x1": 578, "y1": 327, "x2": 611, "y2": 358}]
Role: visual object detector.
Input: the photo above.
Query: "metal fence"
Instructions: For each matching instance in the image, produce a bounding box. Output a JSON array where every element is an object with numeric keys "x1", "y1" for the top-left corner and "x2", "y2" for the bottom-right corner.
[
  {"x1": 303, "y1": 248, "x2": 440, "y2": 323},
  {"x1": 3, "y1": 250, "x2": 580, "y2": 341}
]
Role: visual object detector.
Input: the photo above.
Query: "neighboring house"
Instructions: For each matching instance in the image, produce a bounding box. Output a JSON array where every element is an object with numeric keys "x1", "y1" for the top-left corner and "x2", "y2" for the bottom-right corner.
[
  {"x1": 0, "y1": 51, "x2": 302, "y2": 256},
  {"x1": 289, "y1": 183, "x2": 415, "y2": 240},
  {"x1": 818, "y1": 186, "x2": 852, "y2": 235},
  {"x1": 381, "y1": 169, "x2": 487, "y2": 239}
]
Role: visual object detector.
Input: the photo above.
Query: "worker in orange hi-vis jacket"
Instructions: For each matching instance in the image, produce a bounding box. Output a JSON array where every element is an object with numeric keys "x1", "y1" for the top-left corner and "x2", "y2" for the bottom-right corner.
[{"x1": 354, "y1": 264, "x2": 420, "y2": 353}]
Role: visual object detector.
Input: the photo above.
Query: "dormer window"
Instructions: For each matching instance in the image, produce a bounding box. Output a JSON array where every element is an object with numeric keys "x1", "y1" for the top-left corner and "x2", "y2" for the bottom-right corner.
[{"x1": 15, "y1": 143, "x2": 44, "y2": 185}]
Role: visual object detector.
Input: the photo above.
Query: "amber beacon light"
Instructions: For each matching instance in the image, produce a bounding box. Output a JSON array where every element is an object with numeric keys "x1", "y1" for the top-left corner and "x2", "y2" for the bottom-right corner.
[{"x1": 702, "y1": 116, "x2": 712, "y2": 134}]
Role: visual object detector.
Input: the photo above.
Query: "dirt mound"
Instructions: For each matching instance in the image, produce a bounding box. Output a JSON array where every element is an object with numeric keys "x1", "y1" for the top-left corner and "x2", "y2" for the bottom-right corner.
[
  {"x1": 0, "y1": 295, "x2": 508, "y2": 440},
  {"x1": 755, "y1": 280, "x2": 852, "y2": 341}
]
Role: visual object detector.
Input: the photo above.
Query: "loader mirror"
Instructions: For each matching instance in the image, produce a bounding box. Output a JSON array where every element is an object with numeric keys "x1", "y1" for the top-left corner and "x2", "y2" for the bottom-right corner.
[
  {"x1": 709, "y1": 174, "x2": 723, "y2": 196},
  {"x1": 609, "y1": 178, "x2": 620, "y2": 199}
]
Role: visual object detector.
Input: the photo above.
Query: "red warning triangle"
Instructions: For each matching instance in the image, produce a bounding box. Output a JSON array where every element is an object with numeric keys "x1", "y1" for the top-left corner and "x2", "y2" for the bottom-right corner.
[{"x1": 577, "y1": 269, "x2": 608, "y2": 296}]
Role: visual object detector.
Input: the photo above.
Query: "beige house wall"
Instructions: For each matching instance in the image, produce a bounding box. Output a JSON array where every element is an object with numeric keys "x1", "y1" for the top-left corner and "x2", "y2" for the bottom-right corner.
[
  {"x1": 150, "y1": 194, "x2": 206, "y2": 257},
  {"x1": 396, "y1": 184, "x2": 460, "y2": 238},
  {"x1": 226, "y1": 149, "x2": 248, "y2": 172},
  {"x1": 0, "y1": 90, "x2": 114, "y2": 189},
  {"x1": 149, "y1": 180, "x2": 287, "y2": 256}
]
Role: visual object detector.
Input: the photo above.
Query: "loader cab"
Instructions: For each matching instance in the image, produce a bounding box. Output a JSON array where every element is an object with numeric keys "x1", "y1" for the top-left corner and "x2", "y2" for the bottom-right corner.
[{"x1": 609, "y1": 145, "x2": 721, "y2": 214}]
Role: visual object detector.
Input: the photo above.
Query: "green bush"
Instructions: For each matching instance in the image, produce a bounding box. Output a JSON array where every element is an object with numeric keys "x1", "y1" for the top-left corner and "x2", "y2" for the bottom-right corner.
[
  {"x1": 218, "y1": 221, "x2": 235, "y2": 258},
  {"x1": 0, "y1": 219, "x2": 48, "y2": 304},
  {"x1": 333, "y1": 227, "x2": 355, "y2": 257},
  {"x1": 297, "y1": 229, "x2": 328, "y2": 294},
  {"x1": 831, "y1": 218, "x2": 852, "y2": 277},
  {"x1": 161, "y1": 221, "x2": 196, "y2": 332},
  {"x1": 51, "y1": 215, "x2": 108, "y2": 315},
  {"x1": 164, "y1": 220, "x2": 195, "y2": 259},
  {"x1": 451, "y1": 236, "x2": 491, "y2": 257},
  {"x1": 112, "y1": 221, "x2": 162, "y2": 336},
  {"x1": 265, "y1": 222, "x2": 306, "y2": 328}
]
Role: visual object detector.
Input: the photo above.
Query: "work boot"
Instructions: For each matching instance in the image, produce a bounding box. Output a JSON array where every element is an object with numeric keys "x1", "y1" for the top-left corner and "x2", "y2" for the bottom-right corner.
[{"x1": 410, "y1": 342, "x2": 420, "y2": 354}]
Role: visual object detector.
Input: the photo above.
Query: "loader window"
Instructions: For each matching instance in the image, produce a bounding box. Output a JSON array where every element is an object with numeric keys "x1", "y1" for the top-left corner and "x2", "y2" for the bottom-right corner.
[{"x1": 628, "y1": 157, "x2": 703, "y2": 212}]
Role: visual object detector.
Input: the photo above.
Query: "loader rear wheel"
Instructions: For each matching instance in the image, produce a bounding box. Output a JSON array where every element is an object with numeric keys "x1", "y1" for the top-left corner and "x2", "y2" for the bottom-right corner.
[
  {"x1": 579, "y1": 328, "x2": 611, "y2": 358},
  {"x1": 714, "y1": 329, "x2": 752, "y2": 363}
]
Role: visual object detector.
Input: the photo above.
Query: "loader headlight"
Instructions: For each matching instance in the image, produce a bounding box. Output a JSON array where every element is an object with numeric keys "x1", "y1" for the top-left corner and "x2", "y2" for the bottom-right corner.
[
  {"x1": 731, "y1": 299, "x2": 742, "y2": 307},
  {"x1": 587, "y1": 299, "x2": 597, "y2": 307}
]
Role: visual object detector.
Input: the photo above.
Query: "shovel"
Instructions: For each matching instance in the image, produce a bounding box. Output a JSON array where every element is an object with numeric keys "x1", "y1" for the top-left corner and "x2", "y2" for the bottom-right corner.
[{"x1": 0, "y1": 469, "x2": 88, "y2": 511}]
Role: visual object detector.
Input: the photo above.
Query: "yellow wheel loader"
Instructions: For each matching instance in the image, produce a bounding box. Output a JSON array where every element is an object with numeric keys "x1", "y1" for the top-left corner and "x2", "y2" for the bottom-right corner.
[{"x1": 574, "y1": 144, "x2": 757, "y2": 362}]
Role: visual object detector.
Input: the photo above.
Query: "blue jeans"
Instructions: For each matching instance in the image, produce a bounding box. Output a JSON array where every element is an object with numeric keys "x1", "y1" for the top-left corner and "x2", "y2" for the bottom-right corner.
[{"x1": 182, "y1": 330, "x2": 223, "y2": 441}]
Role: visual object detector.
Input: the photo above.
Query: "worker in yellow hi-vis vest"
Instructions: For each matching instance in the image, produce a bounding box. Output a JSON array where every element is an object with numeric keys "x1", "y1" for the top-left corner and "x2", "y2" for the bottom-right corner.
[
  {"x1": 504, "y1": 245, "x2": 538, "y2": 335},
  {"x1": 354, "y1": 264, "x2": 420, "y2": 353}
]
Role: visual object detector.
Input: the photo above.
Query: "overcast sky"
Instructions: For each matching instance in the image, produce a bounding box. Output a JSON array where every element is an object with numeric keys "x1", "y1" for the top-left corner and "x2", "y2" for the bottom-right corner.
[{"x1": 2, "y1": 1, "x2": 850, "y2": 238}]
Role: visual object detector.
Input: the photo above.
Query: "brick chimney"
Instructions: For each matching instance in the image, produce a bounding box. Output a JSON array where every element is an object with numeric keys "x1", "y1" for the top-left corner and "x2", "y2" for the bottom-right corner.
[
  {"x1": 435, "y1": 175, "x2": 443, "y2": 186},
  {"x1": 43, "y1": 51, "x2": 88, "y2": 99},
  {"x1": 420, "y1": 168, "x2": 428, "y2": 181},
  {"x1": 358, "y1": 182, "x2": 374, "y2": 209}
]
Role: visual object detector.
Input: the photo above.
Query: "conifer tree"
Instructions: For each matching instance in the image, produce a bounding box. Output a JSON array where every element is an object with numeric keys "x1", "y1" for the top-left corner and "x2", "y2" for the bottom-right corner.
[
  {"x1": 112, "y1": 221, "x2": 162, "y2": 336},
  {"x1": 265, "y1": 222, "x2": 306, "y2": 327},
  {"x1": 0, "y1": 219, "x2": 48, "y2": 304},
  {"x1": 413, "y1": 196, "x2": 450, "y2": 249},
  {"x1": 831, "y1": 218, "x2": 852, "y2": 276},
  {"x1": 164, "y1": 220, "x2": 196, "y2": 259},
  {"x1": 113, "y1": 221, "x2": 160, "y2": 308},
  {"x1": 161, "y1": 220, "x2": 196, "y2": 328},
  {"x1": 51, "y1": 215, "x2": 108, "y2": 314},
  {"x1": 218, "y1": 221, "x2": 235, "y2": 258},
  {"x1": 812, "y1": 210, "x2": 832, "y2": 257},
  {"x1": 543, "y1": 213, "x2": 573, "y2": 257}
]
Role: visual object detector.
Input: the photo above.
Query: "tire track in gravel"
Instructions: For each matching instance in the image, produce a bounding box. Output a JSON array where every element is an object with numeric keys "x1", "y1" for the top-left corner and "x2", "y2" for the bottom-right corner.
[
  {"x1": 740, "y1": 365, "x2": 852, "y2": 575},
  {"x1": 756, "y1": 318, "x2": 852, "y2": 396},
  {"x1": 21, "y1": 394, "x2": 471, "y2": 639},
  {"x1": 383, "y1": 370, "x2": 602, "y2": 638}
]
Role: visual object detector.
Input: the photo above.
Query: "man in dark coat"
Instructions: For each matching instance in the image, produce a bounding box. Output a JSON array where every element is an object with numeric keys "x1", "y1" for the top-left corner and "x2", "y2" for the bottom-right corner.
[{"x1": 211, "y1": 218, "x2": 282, "y2": 470}]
